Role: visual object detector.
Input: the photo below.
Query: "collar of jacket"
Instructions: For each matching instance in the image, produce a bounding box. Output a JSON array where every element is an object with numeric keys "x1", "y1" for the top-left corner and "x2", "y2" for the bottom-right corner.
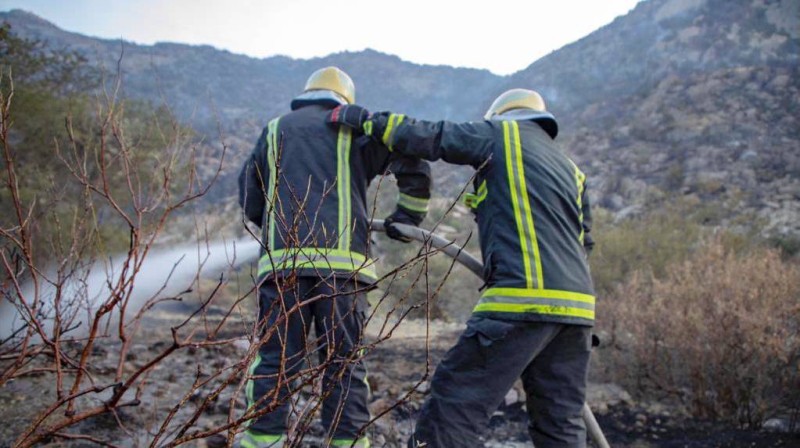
[
  {"x1": 290, "y1": 90, "x2": 347, "y2": 111},
  {"x1": 490, "y1": 110, "x2": 559, "y2": 139}
]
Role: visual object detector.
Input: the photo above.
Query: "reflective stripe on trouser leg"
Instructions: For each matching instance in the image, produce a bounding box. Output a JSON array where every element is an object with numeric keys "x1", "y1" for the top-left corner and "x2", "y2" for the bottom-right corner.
[
  {"x1": 330, "y1": 437, "x2": 370, "y2": 448},
  {"x1": 522, "y1": 325, "x2": 591, "y2": 448},
  {"x1": 313, "y1": 280, "x2": 371, "y2": 442},
  {"x1": 239, "y1": 431, "x2": 285, "y2": 448},
  {"x1": 248, "y1": 279, "x2": 313, "y2": 435},
  {"x1": 409, "y1": 318, "x2": 582, "y2": 448}
]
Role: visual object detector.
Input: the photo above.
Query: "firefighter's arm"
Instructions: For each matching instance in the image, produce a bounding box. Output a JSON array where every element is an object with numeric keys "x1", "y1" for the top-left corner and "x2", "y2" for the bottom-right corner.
[
  {"x1": 387, "y1": 154, "x2": 432, "y2": 228},
  {"x1": 372, "y1": 112, "x2": 493, "y2": 168},
  {"x1": 238, "y1": 128, "x2": 269, "y2": 227},
  {"x1": 326, "y1": 106, "x2": 492, "y2": 168}
]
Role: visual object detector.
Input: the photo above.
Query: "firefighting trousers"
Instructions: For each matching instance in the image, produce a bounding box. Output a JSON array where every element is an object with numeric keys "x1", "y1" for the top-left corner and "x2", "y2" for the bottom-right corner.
[
  {"x1": 247, "y1": 276, "x2": 371, "y2": 441},
  {"x1": 409, "y1": 316, "x2": 592, "y2": 448}
]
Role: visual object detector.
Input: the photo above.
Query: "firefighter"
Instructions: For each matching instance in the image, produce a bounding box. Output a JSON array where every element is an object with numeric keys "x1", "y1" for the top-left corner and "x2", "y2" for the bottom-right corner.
[
  {"x1": 238, "y1": 66, "x2": 431, "y2": 448},
  {"x1": 329, "y1": 89, "x2": 595, "y2": 448}
]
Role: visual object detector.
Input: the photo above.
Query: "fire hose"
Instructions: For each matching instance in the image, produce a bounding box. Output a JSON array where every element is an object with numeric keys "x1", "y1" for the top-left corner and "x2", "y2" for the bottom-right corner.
[{"x1": 370, "y1": 219, "x2": 610, "y2": 448}]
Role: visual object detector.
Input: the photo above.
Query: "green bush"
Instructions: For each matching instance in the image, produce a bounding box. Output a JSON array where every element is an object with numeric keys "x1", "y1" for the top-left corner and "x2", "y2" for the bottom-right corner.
[{"x1": 590, "y1": 204, "x2": 703, "y2": 295}]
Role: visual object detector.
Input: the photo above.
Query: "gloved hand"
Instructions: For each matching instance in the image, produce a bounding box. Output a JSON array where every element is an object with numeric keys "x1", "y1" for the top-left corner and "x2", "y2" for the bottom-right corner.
[
  {"x1": 383, "y1": 207, "x2": 423, "y2": 243},
  {"x1": 327, "y1": 105, "x2": 370, "y2": 132}
]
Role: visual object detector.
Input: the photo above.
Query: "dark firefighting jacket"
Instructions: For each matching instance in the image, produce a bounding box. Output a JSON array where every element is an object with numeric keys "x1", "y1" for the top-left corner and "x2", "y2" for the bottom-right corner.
[
  {"x1": 376, "y1": 113, "x2": 595, "y2": 325},
  {"x1": 238, "y1": 101, "x2": 431, "y2": 285}
]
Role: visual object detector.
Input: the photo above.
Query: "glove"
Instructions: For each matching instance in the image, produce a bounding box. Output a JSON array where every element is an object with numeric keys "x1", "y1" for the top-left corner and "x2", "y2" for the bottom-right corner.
[
  {"x1": 327, "y1": 105, "x2": 370, "y2": 132},
  {"x1": 383, "y1": 207, "x2": 423, "y2": 243}
]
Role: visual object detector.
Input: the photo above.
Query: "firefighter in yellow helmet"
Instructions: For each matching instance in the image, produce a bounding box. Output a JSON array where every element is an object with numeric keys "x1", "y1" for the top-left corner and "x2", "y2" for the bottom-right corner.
[
  {"x1": 238, "y1": 67, "x2": 431, "y2": 447},
  {"x1": 329, "y1": 88, "x2": 595, "y2": 448}
]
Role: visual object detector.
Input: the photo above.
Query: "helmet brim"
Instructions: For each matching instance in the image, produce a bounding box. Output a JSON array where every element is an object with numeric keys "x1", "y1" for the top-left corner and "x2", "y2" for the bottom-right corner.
[
  {"x1": 290, "y1": 90, "x2": 349, "y2": 111},
  {"x1": 488, "y1": 110, "x2": 559, "y2": 139}
]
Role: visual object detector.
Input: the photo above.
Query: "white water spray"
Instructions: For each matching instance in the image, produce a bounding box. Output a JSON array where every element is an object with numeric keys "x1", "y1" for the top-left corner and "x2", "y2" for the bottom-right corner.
[{"x1": 0, "y1": 238, "x2": 262, "y2": 341}]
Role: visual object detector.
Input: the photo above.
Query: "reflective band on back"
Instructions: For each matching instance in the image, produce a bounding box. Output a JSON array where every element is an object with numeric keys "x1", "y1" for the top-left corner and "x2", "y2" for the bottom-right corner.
[
  {"x1": 337, "y1": 127, "x2": 353, "y2": 251},
  {"x1": 258, "y1": 248, "x2": 377, "y2": 280},
  {"x1": 475, "y1": 287, "x2": 596, "y2": 320},
  {"x1": 266, "y1": 118, "x2": 281, "y2": 250},
  {"x1": 398, "y1": 193, "x2": 430, "y2": 212},
  {"x1": 503, "y1": 121, "x2": 542, "y2": 289}
]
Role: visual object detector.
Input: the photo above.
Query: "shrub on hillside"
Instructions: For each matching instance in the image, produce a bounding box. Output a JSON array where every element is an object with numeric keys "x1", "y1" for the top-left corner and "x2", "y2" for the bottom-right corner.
[
  {"x1": 590, "y1": 206, "x2": 703, "y2": 294},
  {"x1": 601, "y1": 238, "x2": 800, "y2": 427}
]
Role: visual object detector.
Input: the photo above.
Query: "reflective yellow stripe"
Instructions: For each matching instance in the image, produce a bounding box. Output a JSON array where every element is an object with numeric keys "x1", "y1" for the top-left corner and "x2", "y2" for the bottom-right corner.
[
  {"x1": 337, "y1": 127, "x2": 353, "y2": 250},
  {"x1": 381, "y1": 114, "x2": 405, "y2": 151},
  {"x1": 331, "y1": 437, "x2": 370, "y2": 448},
  {"x1": 398, "y1": 193, "x2": 430, "y2": 213},
  {"x1": 482, "y1": 287, "x2": 595, "y2": 303},
  {"x1": 245, "y1": 352, "x2": 261, "y2": 422},
  {"x1": 503, "y1": 122, "x2": 529, "y2": 285},
  {"x1": 266, "y1": 118, "x2": 280, "y2": 250},
  {"x1": 243, "y1": 432, "x2": 285, "y2": 446},
  {"x1": 512, "y1": 122, "x2": 544, "y2": 288},
  {"x1": 464, "y1": 180, "x2": 488, "y2": 209},
  {"x1": 476, "y1": 287, "x2": 595, "y2": 320},
  {"x1": 568, "y1": 158, "x2": 587, "y2": 245},
  {"x1": 504, "y1": 121, "x2": 541, "y2": 289},
  {"x1": 473, "y1": 302, "x2": 594, "y2": 320},
  {"x1": 258, "y1": 248, "x2": 377, "y2": 280}
]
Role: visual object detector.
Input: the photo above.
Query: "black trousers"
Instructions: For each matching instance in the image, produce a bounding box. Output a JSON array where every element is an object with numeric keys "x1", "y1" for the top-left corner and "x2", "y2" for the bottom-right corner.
[
  {"x1": 247, "y1": 276, "x2": 370, "y2": 441},
  {"x1": 410, "y1": 316, "x2": 592, "y2": 448}
]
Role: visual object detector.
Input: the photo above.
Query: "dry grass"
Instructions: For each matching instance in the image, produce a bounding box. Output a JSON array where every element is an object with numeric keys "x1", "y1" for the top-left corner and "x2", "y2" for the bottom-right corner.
[{"x1": 601, "y1": 237, "x2": 800, "y2": 427}]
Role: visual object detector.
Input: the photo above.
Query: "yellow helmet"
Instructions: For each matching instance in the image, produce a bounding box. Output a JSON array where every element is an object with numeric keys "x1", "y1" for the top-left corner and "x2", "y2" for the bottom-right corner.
[
  {"x1": 484, "y1": 88, "x2": 558, "y2": 138},
  {"x1": 305, "y1": 66, "x2": 355, "y2": 103}
]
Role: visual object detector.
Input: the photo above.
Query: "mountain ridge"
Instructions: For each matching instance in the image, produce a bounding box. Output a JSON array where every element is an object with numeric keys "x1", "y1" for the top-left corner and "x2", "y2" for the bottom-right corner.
[{"x1": 2, "y1": 0, "x2": 799, "y2": 237}]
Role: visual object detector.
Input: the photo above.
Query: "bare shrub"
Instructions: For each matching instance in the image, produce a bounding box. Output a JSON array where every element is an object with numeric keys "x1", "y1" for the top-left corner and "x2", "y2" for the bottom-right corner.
[
  {"x1": 0, "y1": 67, "x2": 462, "y2": 445},
  {"x1": 0, "y1": 67, "x2": 248, "y2": 446},
  {"x1": 603, "y1": 237, "x2": 800, "y2": 427}
]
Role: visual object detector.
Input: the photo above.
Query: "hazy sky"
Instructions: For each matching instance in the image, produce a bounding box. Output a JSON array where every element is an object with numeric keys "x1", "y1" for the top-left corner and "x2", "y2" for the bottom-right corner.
[{"x1": 0, "y1": 0, "x2": 643, "y2": 75}]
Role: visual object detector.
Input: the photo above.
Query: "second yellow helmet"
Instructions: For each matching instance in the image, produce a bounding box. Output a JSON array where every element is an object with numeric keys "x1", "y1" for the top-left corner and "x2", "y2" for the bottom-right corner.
[
  {"x1": 303, "y1": 66, "x2": 355, "y2": 105},
  {"x1": 484, "y1": 88, "x2": 558, "y2": 138}
]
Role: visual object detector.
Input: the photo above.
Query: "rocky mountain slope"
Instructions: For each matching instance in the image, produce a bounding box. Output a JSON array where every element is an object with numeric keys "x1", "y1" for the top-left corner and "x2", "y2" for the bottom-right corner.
[
  {"x1": 510, "y1": 0, "x2": 800, "y2": 235},
  {"x1": 2, "y1": 0, "x2": 798, "y2": 236}
]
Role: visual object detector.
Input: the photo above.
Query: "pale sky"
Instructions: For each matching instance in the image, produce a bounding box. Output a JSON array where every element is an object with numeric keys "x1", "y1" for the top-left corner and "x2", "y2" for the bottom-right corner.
[{"x1": 0, "y1": 0, "x2": 643, "y2": 75}]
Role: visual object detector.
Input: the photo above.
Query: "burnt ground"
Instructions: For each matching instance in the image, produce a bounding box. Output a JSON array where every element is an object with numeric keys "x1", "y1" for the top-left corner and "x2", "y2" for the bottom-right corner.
[
  {"x1": 365, "y1": 327, "x2": 799, "y2": 448},
  {"x1": 0, "y1": 315, "x2": 797, "y2": 447}
]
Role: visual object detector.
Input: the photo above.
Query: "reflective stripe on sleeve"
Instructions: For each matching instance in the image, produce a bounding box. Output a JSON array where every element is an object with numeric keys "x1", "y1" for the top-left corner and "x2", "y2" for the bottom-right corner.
[
  {"x1": 381, "y1": 114, "x2": 405, "y2": 151},
  {"x1": 398, "y1": 193, "x2": 430, "y2": 213}
]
